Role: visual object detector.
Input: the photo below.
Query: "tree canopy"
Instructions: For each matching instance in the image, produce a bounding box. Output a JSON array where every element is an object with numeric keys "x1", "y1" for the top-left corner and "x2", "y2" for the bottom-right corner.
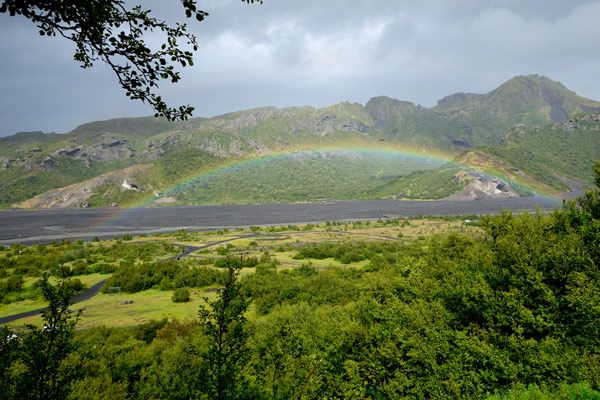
[{"x1": 0, "y1": 0, "x2": 262, "y2": 121}]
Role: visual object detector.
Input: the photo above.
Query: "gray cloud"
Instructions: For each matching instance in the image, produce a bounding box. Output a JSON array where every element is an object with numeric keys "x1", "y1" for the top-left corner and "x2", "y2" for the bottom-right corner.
[{"x1": 1, "y1": 0, "x2": 599, "y2": 136}]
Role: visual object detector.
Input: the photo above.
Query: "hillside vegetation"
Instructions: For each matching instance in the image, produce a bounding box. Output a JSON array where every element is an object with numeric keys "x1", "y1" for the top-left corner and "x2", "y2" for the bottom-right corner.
[
  {"x1": 477, "y1": 114, "x2": 600, "y2": 187},
  {"x1": 2, "y1": 75, "x2": 600, "y2": 207},
  {"x1": 170, "y1": 152, "x2": 440, "y2": 204}
]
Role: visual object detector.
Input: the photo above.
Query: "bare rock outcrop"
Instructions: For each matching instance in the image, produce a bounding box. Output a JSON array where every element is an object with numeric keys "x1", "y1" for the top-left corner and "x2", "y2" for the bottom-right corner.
[
  {"x1": 0, "y1": 157, "x2": 16, "y2": 170},
  {"x1": 444, "y1": 172, "x2": 520, "y2": 201},
  {"x1": 53, "y1": 137, "x2": 134, "y2": 164},
  {"x1": 17, "y1": 165, "x2": 152, "y2": 208}
]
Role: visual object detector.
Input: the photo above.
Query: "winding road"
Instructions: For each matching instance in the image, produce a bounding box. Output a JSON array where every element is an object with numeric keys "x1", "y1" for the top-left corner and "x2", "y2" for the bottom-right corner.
[
  {"x1": 0, "y1": 233, "x2": 264, "y2": 324},
  {"x1": 0, "y1": 279, "x2": 107, "y2": 325}
]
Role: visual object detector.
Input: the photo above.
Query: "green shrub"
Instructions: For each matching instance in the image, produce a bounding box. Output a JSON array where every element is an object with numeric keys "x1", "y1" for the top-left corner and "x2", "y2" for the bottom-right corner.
[
  {"x1": 0, "y1": 275, "x2": 24, "y2": 296},
  {"x1": 172, "y1": 287, "x2": 190, "y2": 303},
  {"x1": 133, "y1": 318, "x2": 168, "y2": 344},
  {"x1": 486, "y1": 383, "x2": 600, "y2": 399},
  {"x1": 54, "y1": 265, "x2": 72, "y2": 278},
  {"x1": 255, "y1": 264, "x2": 277, "y2": 275},
  {"x1": 215, "y1": 256, "x2": 258, "y2": 269},
  {"x1": 68, "y1": 278, "x2": 86, "y2": 293},
  {"x1": 71, "y1": 260, "x2": 88, "y2": 275},
  {"x1": 159, "y1": 277, "x2": 173, "y2": 291}
]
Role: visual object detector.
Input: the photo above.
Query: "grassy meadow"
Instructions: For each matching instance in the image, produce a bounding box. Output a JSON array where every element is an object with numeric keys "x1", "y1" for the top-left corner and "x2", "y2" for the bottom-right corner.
[{"x1": 0, "y1": 217, "x2": 478, "y2": 329}]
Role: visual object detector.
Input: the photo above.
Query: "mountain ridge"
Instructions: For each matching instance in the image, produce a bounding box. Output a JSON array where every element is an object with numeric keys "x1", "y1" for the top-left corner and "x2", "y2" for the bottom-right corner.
[{"x1": 2, "y1": 74, "x2": 600, "y2": 208}]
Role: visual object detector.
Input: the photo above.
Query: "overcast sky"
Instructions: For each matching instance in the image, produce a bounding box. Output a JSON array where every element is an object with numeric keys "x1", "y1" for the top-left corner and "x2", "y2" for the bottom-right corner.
[{"x1": 1, "y1": 0, "x2": 599, "y2": 137}]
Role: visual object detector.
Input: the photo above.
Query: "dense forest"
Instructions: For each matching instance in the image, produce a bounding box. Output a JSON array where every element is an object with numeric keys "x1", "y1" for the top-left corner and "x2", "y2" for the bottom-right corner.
[{"x1": 1, "y1": 162, "x2": 599, "y2": 399}]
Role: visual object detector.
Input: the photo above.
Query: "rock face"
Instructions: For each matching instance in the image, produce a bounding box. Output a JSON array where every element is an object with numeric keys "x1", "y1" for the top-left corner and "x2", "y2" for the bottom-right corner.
[
  {"x1": 581, "y1": 113, "x2": 600, "y2": 122},
  {"x1": 17, "y1": 165, "x2": 152, "y2": 208},
  {"x1": 53, "y1": 137, "x2": 134, "y2": 164},
  {"x1": 366, "y1": 96, "x2": 422, "y2": 130},
  {"x1": 39, "y1": 157, "x2": 58, "y2": 171},
  {"x1": 121, "y1": 179, "x2": 139, "y2": 191},
  {"x1": 444, "y1": 172, "x2": 520, "y2": 201},
  {"x1": 0, "y1": 157, "x2": 16, "y2": 170}
]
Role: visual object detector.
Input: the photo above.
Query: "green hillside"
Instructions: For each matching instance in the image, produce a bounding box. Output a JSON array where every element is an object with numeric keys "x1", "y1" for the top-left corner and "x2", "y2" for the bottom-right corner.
[
  {"x1": 2, "y1": 75, "x2": 600, "y2": 207},
  {"x1": 474, "y1": 114, "x2": 600, "y2": 189},
  {"x1": 370, "y1": 167, "x2": 469, "y2": 200},
  {"x1": 169, "y1": 152, "x2": 439, "y2": 204},
  {"x1": 0, "y1": 157, "x2": 134, "y2": 206}
]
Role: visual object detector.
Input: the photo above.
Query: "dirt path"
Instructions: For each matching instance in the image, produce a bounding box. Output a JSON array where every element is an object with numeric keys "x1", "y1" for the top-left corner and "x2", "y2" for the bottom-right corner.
[{"x1": 163, "y1": 232, "x2": 263, "y2": 261}]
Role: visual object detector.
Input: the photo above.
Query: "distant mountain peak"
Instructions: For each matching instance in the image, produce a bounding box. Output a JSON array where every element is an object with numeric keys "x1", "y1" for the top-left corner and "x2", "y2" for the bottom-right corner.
[
  {"x1": 491, "y1": 74, "x2": 569, "y2": 96},
  {"x1": 432, "y1": 74, "x2": 600, "y2": 129},
  {"x1": 506, "y1": 73, "x2": 566, "y2": 86},
  {"x1": 486, "y1": 74, "x2": 599, "y2": 123}
]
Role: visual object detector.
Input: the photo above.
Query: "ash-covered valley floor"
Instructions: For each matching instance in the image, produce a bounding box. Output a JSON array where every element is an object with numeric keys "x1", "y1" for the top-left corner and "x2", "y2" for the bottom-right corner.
[{"x1": 0, "y1": 197, "x2": 561, "y2": 245}]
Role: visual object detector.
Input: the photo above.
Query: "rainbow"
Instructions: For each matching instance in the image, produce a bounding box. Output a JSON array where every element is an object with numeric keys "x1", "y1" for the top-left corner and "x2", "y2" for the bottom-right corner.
[
  {"x1": 157, "y1": 146, "x2": 453, "y2": 198},
  {"x1": 83, "y1": 145, "x2": 556, "y2": 238}
]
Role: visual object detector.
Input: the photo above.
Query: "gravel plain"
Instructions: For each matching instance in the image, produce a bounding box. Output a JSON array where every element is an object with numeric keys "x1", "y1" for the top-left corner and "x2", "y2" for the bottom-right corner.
[{"x1": 0, "y1": 197, "x2": 561, "y2": 245}]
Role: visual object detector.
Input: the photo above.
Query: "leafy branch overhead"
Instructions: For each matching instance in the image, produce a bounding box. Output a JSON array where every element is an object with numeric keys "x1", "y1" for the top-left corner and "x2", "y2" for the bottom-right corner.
[{"x1": 0, "y1": 0, "x2": 263, "y2": 121}]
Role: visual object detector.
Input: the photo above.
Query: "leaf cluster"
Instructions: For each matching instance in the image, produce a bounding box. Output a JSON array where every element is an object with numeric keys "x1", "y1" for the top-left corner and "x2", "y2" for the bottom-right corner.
[
  {"x1": 0, "y1": 0, "x2": 262, "y2": 120},
  {"x1": 1, "y1": 276, "x2": 82, "y2": 400}
]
